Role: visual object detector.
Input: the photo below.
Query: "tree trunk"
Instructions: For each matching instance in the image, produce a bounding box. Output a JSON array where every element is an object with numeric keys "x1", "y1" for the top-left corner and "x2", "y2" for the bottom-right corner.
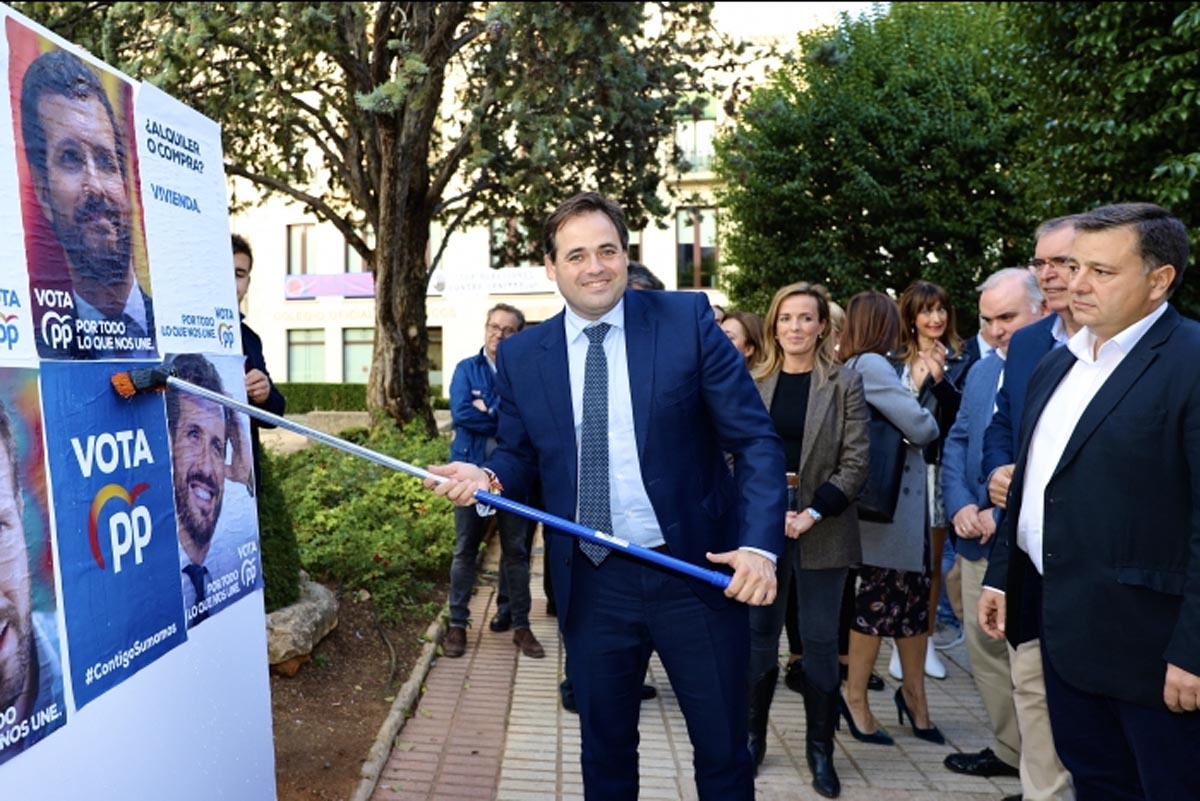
[{"x1": 367, "y1": 122, "x2": 436, "y2": 437}]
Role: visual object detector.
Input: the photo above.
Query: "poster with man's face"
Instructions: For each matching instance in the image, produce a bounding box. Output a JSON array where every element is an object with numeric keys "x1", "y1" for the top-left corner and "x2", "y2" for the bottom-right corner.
[
  {"x1": 6, "y1": 17, "x2": 156, "y2": 360},
  {"x1": 0, "y1": 368, "x2": 65, "y2": 764},
  {"x1": 164, "y1": 353, "x2": 261, "y2": 629}
]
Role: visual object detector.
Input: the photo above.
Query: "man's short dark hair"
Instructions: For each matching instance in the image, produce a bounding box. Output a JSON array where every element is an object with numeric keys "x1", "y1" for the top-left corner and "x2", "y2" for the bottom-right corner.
[
  {"x1": 627, "y1": 262, "x2": 664, "y2": 291},
  {"x1": 231, "y1": 234, "x2": 253, "y2": 271},
  {"x1": 1074, "y1": 203, "x2": 1189, "y2": 296},
  {"x1": 0, "y1": 400, "x2": 20, "y2": 503},
  {"x1": 487, "y1": 303, "x2": 526, "y2": 331},
  {"x1": 165, "y1": 354, "x2": 232, "y2": 439},
  {"x1": 1034, "y1": 214, "x2": 1077, "y2": 242},
  {"x1": 543, "y1": 192, "x2": 630, "y2": 262},
  {"x1": 20, "y1": 49, "x2": 125, "y2": 184}
]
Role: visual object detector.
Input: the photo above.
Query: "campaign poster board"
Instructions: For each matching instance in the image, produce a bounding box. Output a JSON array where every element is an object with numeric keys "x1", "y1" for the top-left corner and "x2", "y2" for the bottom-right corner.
[{"x1": 0, "y1": 6, "x2": 275, "y2": 798}]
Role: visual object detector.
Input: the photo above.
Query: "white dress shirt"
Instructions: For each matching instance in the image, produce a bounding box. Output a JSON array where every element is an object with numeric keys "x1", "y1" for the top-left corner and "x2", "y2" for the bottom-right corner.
[
  {"x1": 562, "y1": 300, "x2": 775, "y2": 563},
  {"x1": 564, "y1": 300, "x2": 664, "y2": 548},
  {"x1": 1016, "y1": 303, "x2": 1168, "y2": 574}
]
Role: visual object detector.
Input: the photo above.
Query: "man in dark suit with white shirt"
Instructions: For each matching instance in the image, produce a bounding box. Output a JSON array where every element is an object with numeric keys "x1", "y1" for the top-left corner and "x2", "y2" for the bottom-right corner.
[
  {"x1": 980, "y1": 217, "x2": 1078, "y2": 801},
  {"x1": 428, "y1": 191, "x2": 785, "y2": 801},
  {"x1": 980, "y1": 203, "x2": 1200, "y2": 801}
]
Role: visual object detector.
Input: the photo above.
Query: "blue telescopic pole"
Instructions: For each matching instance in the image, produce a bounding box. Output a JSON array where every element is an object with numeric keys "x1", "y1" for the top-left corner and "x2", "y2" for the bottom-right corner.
[{"x1": 154, "y1": 375, "x2": 733, "y2": 591}]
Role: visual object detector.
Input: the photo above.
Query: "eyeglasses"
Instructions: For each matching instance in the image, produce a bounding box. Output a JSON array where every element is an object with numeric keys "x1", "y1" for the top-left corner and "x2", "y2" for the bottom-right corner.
[
  {"x1": 1027, "y1": 256, "x2": 1071, "y2": 272},
  {"x1": 486, "y1": 323, "x2": 518, "y2": 337}
]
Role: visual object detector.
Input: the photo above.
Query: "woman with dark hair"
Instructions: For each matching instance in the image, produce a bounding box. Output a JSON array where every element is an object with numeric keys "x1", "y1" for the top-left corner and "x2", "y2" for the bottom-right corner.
[
  {"x1": 888, "y1": 281, "x2": 975, "y2": 681},
  {"x1": 839, "y1": 291, "x2": 945, "y2": 747},
  {"x1": 721, "y1": 310, "x2": 766, "y2": 371},
  {"x1": 745, "y1": 282, "x2": 869, "y2": 797}
]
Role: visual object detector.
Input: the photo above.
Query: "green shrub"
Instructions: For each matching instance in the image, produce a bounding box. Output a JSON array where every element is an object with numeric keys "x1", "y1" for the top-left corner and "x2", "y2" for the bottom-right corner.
[
  {"x1": 276, "y1": 383, "x2": 368, "y2": 413},
  {"x1": 257, "y1": 449, "x2": 302, "y2": 611},
  {"x1": 276, "y1": 419, "x2": 455, "y2": 625}
]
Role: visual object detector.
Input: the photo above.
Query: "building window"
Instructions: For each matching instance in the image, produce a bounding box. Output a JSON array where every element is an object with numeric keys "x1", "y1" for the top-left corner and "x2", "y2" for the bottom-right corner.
[
  {"x1": 677, "y1": 207, "x2": 718, "y2": 289},
  {"x1": 287, "y1": 223, "x2": 316, "y2": 275},
  {"x1": 345, "y1": 227, "x2": 375, "y2": 273},
  {"x1": 675, "y1": 97, "x2": 717, "y2": 173},
  {"x1": 428, "y1": 327, "x2": 443, "y2": 390},
  {"x1": 287, "y1": 328, "x2": 325, "y2": 381},
  {"x1": 342, "y1": 328, "x2": 373, "y2": 383}
]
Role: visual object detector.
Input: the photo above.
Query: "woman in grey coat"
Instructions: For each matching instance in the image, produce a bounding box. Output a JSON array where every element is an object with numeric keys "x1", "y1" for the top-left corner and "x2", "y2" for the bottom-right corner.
[
  {"x1": 746, "y1": 282, "x2": 869, "y2": 798},
  {"x1": 839, "y1": 291, "x2": 946, "y2": 747}
]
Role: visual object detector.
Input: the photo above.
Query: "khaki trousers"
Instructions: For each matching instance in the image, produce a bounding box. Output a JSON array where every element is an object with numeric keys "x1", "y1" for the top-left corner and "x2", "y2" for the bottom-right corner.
[
  {"x1": 1008, "y1": 637, "x2": 1075, "y2": 801},
  {"x1": 960, "y1": 557, "x2": 1020, "y2": 767}
]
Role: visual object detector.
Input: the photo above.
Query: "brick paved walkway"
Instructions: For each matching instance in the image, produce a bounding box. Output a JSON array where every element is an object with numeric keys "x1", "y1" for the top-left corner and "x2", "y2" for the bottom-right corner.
[{"x1": 369, "y1": 531, "x2": 1023, "y2": 801}]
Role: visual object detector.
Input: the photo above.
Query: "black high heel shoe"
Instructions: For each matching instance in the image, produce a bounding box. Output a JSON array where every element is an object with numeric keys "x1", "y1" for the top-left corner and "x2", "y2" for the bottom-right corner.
[
  {"x1": 837, "y1": 695, "x2": 894, "y2": 745},
  {"x1": 893, "y1": 688, "x2": 945, "y2": 744}
]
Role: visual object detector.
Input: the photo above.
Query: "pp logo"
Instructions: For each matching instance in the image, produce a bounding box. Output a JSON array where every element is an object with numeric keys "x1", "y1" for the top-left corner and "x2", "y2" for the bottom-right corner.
[
  {"x1": 40, "y1": 311, "x2": 73, "y2": 350},
  {"x1": 240, "y1": 558, "x2": 258, "y2": 588},
  {"x1": 88, "y1": 483, "x2": 153, "y2": 574},
  {"x1": 0, "y1": 314, "x2": 18, "y2": 350},
  {"x1": 217, "y1": 322, "x2": 236, "y2": 349}
]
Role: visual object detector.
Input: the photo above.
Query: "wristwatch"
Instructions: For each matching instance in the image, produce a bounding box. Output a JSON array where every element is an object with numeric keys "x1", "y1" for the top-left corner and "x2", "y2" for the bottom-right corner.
[{"x1": 804, "y1": 507, "x2": 823, "y2": 523}]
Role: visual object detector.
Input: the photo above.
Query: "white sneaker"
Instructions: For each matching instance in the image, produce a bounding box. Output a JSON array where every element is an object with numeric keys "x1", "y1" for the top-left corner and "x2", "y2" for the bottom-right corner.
[
  {"x1": 888, "y1": 641, "x2": 903, "y2": 680},
  {"x1": 932, "y1": 621, "x2": 964, "y2": 651},
  {"x1": 925, "y1": 638, "x2": 947, "y2": 679}
]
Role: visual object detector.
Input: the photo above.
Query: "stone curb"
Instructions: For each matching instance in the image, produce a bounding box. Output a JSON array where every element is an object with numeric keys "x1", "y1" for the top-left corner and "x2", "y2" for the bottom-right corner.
[{"x1": 350, "y1": 611, "x2": 448, "y2": 801}]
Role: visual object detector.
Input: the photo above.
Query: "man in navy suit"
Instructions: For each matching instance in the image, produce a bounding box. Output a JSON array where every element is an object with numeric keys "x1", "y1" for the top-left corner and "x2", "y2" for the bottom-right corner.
[
  {"x1": 980, "y1": 203, "x2": 1200, "y2": 800},
  {"x1": 979, "y1": 217, "x2": 1079, "y2": 801},
  {"x1": 429, "y1": 192, "x2": 786, "y2": 800},
  {"x1": 231, "y1": 234, "x2": 286, "y2": 496}
]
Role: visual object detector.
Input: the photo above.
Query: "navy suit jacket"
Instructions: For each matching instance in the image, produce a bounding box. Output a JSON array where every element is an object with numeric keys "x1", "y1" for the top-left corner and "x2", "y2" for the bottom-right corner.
[
  {"x1": 485, "y1": 289, "x2": 787, "y2": 624},
  {"x1": 941, "y1": 353, "x2": 1005, "y2": 562},
  {"x1": 983, "y1": 306, "x2": 1200, "y2": 708},
  {"x1": 981, "y1": 314, "x2": 1059, "y2": 478}
]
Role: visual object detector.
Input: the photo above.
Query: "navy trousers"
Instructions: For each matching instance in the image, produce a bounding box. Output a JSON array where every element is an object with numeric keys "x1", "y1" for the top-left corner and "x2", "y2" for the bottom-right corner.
[
  {"x1": 1042, "y1": 645, "x2": 1200, "y2": 801},
  {"x1": 562, "y1": 546, "x2": 753, "y2": 801}
]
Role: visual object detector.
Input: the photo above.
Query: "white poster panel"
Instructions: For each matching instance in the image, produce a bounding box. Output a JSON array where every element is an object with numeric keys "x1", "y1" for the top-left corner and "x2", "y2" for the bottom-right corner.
[
  {"x1": 0, "y1": 5, "x2": 276, "y2": 798},
  {"x1": 138, "y1": 83, "x2": 242, "y2": 357}
]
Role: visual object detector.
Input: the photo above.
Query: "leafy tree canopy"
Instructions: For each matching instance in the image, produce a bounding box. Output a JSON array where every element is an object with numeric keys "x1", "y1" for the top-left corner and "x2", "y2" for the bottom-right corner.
[
  {"x1": 1007, "y1": 1, "x2": 1200, "y2": 318},
  {"x1": 15, "y1": 2, "x2": 737, "y2": 428},
  {"x1": 715, "y1": 2, "x2": 1029, "y2": 325}
]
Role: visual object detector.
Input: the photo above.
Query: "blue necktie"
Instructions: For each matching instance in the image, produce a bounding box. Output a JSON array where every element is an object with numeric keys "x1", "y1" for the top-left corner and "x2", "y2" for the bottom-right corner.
[
  {"x1": 183, "y1": 563, "x2": 210, "y2": 623},
  {"x1": 578, "y1": 323, "x2": 612, "y2": 565}
]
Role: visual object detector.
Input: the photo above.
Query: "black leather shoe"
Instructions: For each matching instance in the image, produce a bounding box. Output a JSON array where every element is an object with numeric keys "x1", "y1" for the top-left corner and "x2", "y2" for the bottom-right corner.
[
  {"x1": 1002, "y1": 795, "x2": 1023, "y2": 801},
  {"x1": 489, "y1": 609, "x2": 512, "y2": 632},
  {"x1": 561, "y1": 679, "x2": 576, "y2": 713},
  {"x1": 944, "y1": 748, "x2": 1020, "y2": 777},
  {"x1": 640, "y1": 684, "x2": 657, "y2": 701}
]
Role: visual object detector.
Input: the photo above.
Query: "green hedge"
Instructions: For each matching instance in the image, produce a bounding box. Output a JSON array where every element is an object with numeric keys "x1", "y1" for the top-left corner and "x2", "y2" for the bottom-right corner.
[
  {"x1": 276, "y1": 383, "x2": 368, "y2": 413},
  {"x1": 276, "y1": 383, "x2": 450, "y2": 412},
  {"x1": 274, "y1": 419, "x2": 455, "y2": 625},
  {"x1": 257, "y1": 449, "x2": 302, "y2": 612}
]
